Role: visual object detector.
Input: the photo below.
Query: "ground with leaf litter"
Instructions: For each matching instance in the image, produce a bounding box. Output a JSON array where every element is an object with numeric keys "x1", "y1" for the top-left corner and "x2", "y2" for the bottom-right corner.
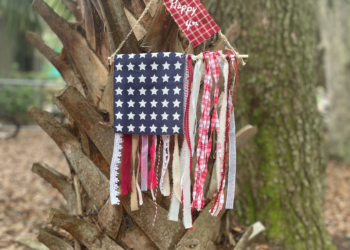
[{"x1": 0, "y1": 131, "x2": 349, "y2": 250}]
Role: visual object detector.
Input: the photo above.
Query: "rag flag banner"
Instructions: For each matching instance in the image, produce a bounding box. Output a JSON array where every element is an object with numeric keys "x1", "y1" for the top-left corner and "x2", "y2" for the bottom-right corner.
[
  {"x1": 109, "y1": 51, "x2": 238, "y2": 229},
  {"x1": 113, "y1": 52, "x2": 186, "y2": 135}
]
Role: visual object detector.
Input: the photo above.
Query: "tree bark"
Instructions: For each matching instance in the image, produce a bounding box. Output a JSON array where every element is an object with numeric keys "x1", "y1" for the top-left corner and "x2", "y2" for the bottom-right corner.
[{"x1": 205, "y1": 0, "x2": 335, "y2": 249}]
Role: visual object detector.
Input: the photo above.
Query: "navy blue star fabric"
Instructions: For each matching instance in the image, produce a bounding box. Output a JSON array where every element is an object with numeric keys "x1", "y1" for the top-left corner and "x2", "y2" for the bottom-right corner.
[{"x1": 113, "y1": 52, "x2": 187, "y2": 135}]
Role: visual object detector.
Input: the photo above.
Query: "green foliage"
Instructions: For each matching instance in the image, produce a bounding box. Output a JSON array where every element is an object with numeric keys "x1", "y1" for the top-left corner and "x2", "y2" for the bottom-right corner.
[{"x1": 0, "y1": 85, "x2": 43, "y2": 124}]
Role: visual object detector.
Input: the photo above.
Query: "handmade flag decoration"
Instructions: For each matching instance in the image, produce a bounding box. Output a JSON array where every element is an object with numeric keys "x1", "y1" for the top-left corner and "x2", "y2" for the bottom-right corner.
[
  {"x1": 113, "y1": 53, "x2": 187, "y2": 135},
  {"x1": 163, "y1": 0, "x2": 221, "y2": 47},
  {"x1": 109, "y1": 50, "x2": 240, "y2": 230}
]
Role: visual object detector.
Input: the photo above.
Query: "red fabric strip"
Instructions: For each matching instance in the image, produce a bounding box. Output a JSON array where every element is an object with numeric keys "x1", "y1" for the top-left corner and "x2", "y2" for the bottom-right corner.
[
  {"x1": 121, "y1": 134, "x2": 132, "y2": 196},
  {"x1": 148, "y1": 135, "x2": 157, "y2": 189},
  {"x1": 184, "y1": 55, "x2": 193, "y2": 172}
]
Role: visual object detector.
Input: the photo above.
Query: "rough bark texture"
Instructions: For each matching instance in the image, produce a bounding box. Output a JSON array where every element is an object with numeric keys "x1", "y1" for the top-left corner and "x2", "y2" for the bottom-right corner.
[
  {"x1": 205, "y1": 0, "x2": 335, "y2": 249},
  {"x1": 318, "y1": 0, "x2": 350, "y2": 162}
]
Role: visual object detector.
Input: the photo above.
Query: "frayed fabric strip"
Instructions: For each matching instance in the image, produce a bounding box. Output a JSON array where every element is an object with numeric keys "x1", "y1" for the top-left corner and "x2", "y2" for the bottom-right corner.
[
  {"x1": 226, "y1": 108, "x2": 236, "y2": 209},
  {"x1": 141, "y1": 135, "x2": 148, "y2": 191},
  {"x1": 160, "y1": 135, "x2": 170, "y2": 196},
  {"x1": 110, "y1": 134, "x2": 123, "y2": 205}
]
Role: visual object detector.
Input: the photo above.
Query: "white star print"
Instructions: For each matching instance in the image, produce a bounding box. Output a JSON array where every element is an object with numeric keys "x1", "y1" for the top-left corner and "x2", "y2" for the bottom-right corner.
[
  {"x1": 139, "y1": 75, "x2": 146, "y2": 83},
  {"x1": 129, "y1": 54, "x2": 135, "y2": 59},
  {"x1": 139, "y1": 87, "x2": 146, "y2": 95},
  {"x1": 115, "y1": 112, "x2": 123, "y2": 119},
  {"x1": 163, "y1": 52, "x2": 171, "y2": 57},
  {"x1": 150, "y1": 99, "x2": 158, "y2": 107},
  {"x1": 139, "y1": 99, "x2": 147, "y2": 108},
  {"x1": 172, "y1": 125, "x2": 180, "y2": 133},
  {"x1": 173, "y1": 112, "x2": 180, "y2": 120},
  {"x1": 150, "y1": 112, "x2": 157, "y2": 120},
  {"x1": 115, "y1": 124, "x2": 123, "y2": 131},
  {"x1": 127, "y1": 87, "x2": 135, "y2": 95},
  {"x1": 139, "y1": 112, "x2": 146, "y2": 120},
  {"x1": 128, "y1": 124, "x2": 135, "y2": 132},
  {"x1": 151, "y1": 62, "x2": 159, "y2": 70},
  {"x1": 174, "y1": 61, "x2": 182, "y2": 69},
  {"x1": 139, "y1": 62, "x2": 146, "y2": 70},
  {"x1": 127, "y1": 75, "x2": 135, "y2": 83},
  {"x1": 174, "y1": 74, "x2": 182, "y2": 82},
  {"x1": 152, "y1": 53, "x2": 158, "y2": 58},
  {"x1": 115, "y1": 75, "x2": 123, "y2": 83},
  {"x1": 127, "y1": 99, "x2": 135, "y2": 107},
  {"x1": 140, "y1": 54, "x2": 146, "y2": 58},
  {"x1": 163, "y1": 62, "x2": 170, "y2": 70},
  {"x1": 151, "y1": 74, "x2": 158, "y2": 83},
  {"x1": 127, "y1": 62, "x2": 135, "y2": 71},
  {"x1": 150, "y1": 124, "x2": 157, "y2": 132},
  {"x1": 162, "y1": 99, "x2": 169, "y2": 107},
  {"x1": 127, "y1": 112, "x2": 135, "y2": 120},
  {"x1": 115, "y1": 87, "x2": 123, "y2": 95},
  {"x1": 115, "y1": 100, "x2": 123, "y2": 107},
  {"x1": 139, "y1": 124, "x2": 146, "y2": 132},
  {"x1": 151, "y1": 87, "x2": 158, "y2": 95},
  {"x1": 161, "y1": 112, "x2": 169, "y2": 120},
  {"x1": 173, "y1": 99, "x2": 180, "y2": 107},
  {"x1": 161, "y1": 125, "x2": 168, "y2": 133},
  {"x1": 175, "y1": 53, "x2": 182, "y2": 58},
  {"x1": 115, "y1": 63, "x2": 123, "y2": 71},
  {"x1": 162, "y1": 87, "x2": 169, "y2": 95},
  {"x1": 173, "y1": 86, "x2": 181, "y2": 94},
  {"x1": 117, "y1": 54, "x2": 123, "y2": 59},
  {"x1": 162, "y1": 74, "x2": 170, "y2": 82}
]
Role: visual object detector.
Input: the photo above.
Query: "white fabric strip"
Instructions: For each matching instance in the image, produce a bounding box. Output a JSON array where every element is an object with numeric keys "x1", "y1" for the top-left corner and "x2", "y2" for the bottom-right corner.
[
  {"x1": 181, "y1": 140, "x2": 192, "y2": 229},
  {"x1": 189, "y1": 60, "x2": 205, "y2": 155},
  {"x1": 215, "y1": 55, "x2": 229, "y2": 191},
  {"x1": 136, "y1": 151, "x2": 144, "y2": 206},
  {"x1": 169, "y1": 135, "x2": 181, "y2": 221},
  {"x1": 131, "y1": 135, "x2": 139, "y2": 211},
  {"x1": 226, "y1": 106, "x2": 236, "y2": 209},
  {"x1": 172, "y1": 135, "x2": 181, "y2": 201},
  {"x1": 110, "y1": 134, "x2": 123, "y2": 205},
  {"x1": 160, "y1": 135, "x2": 170, "y2": 195},
  {"x1": 168, "y1": 192, "x2": 180, "y2": 221}
]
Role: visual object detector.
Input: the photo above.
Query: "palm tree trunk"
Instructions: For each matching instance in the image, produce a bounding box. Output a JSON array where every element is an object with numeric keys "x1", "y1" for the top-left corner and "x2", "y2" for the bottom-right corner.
[{"x1": 26, "y1": 0, "x2": 239, "y2": 249}]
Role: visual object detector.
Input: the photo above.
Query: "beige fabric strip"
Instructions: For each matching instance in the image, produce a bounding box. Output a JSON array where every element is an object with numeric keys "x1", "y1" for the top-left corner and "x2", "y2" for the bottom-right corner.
[{"x1": 131, "y1": 135, "x2": 139, "y2": 211}]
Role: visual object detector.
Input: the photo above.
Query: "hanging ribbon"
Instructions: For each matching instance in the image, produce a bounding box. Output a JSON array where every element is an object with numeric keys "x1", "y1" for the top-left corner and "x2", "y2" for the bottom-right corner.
[
  {"x1": 136, "y1": 145, "x2": 144, "y2": 206},
  {"x1": 121, "y1": 134, "x2": 132, "y2": 196},
  {"x1": 225, "y1": 106, "x2": 236, "y2": 209},
  {"x1": 210, "y1": 53, "x2": 229, "y2": 215},
  {"x1": 169, "y1": 134, "x2": 181, "y2": 221},
  {"x1": 152, "y1": 136, "x2": 162, "y2": 227},
  {"x1": 193, "y1": 51, "x2": 221, "y2": 211},
  {"x1": 110, "y1": 133, "x2": 123, "y2": 205},
  {"x1": 149, "y1": 135, "x2": 157, "y2": 189},
  {"x1": 160, "y1": 135, "x2": 170, "y2": 196},
  {"x1": 141, "y1": 135, "x2": 148, "y2": 191},
  {"x1": 130, "y1": 135, "x2": 139, "y2": 211},
  {"x1": 189, "y1": 58, "x2": 204, "y2": 155}
]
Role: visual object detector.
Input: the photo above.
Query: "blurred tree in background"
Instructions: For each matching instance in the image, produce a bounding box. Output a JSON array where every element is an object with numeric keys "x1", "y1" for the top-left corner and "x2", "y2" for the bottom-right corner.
[
  {"x1": 204, "y1": 0, "x2": 336, "y2": 249},
  {"x1": 319, "y1": 0, "x2": 350, "y2": 163},
  {"x1": 0, "y1": 0, "x2": 69, "y2": 123}
]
